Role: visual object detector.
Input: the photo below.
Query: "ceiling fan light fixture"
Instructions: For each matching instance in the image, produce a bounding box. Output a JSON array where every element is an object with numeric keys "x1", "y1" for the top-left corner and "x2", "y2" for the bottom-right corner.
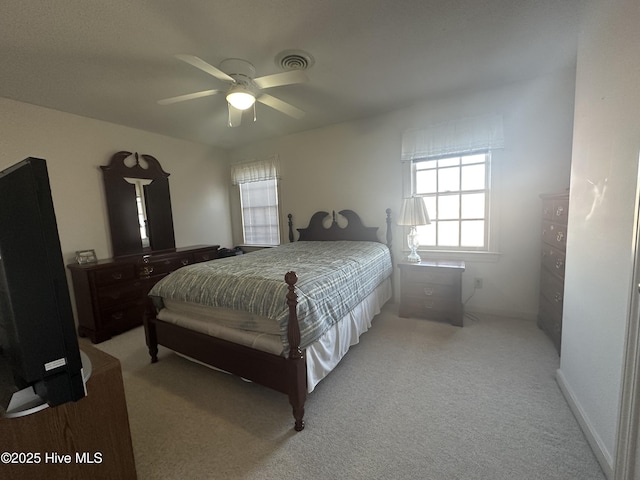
[{"x1": 226, "y1": 86, "x2": 255, "y2": 110}]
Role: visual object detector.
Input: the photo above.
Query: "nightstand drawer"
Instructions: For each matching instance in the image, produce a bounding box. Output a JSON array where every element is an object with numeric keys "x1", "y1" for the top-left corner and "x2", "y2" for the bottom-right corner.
[
  {"x1": 401, "y1": 269, "x2": 458, "y2": 286},
  {"x1": 402, "y1": 282, "x2": 455, "y2": 300}
]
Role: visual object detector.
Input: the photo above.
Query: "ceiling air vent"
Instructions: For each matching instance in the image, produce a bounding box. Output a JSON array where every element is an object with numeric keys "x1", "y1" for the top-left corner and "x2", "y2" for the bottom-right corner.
[{"x1": 275, "y1": 50, "x2": 315, "y2": 71}]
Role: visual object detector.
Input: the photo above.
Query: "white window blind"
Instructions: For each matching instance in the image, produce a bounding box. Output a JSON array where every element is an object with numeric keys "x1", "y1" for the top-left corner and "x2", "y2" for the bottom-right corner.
[{"x1": 401, "y1": 114, "x2": 504, "y2": 162}]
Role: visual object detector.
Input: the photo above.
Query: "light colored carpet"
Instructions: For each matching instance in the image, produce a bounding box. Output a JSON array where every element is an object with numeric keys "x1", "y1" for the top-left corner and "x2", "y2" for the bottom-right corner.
[{"x1": 88, "y1": 306, "x2": 606, "y2": 480}]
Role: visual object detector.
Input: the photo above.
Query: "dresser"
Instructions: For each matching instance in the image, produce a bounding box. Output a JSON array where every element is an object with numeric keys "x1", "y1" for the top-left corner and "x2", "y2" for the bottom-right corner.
[
  {"x1": 538, "y1": 193, "x2": 569, "y2": 353},
  {"x1": 68, "y1": 245, "x2": 219, "y2": 343},
  {"x1": 398, "y1": 260, "x2": 466, "y2": 326}
]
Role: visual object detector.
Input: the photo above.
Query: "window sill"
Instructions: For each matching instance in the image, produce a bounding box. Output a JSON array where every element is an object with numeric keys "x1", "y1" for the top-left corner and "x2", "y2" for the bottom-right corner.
[{"x1": 405, "y1": 249, "x2": 502, "y2": 263}]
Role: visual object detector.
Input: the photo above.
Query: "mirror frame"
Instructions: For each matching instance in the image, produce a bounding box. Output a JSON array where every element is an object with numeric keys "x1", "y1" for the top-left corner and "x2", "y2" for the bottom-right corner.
[{"x1": 101, "y1": 151, "x2": 175, "y2": 258}]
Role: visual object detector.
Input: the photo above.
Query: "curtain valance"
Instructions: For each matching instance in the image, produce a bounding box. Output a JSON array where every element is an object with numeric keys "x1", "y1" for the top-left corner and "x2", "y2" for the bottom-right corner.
[
  {"x1": 230, "y1": 155, "x2": 281, "y2": 185},
  {"x1": 401, "y1": 114, "x2": 504, "y2": 162}
]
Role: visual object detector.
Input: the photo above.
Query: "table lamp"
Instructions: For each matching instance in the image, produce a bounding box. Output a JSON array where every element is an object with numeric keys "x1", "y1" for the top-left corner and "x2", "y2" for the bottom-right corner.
[{"x1": 398, "y1": 196, "x2": 430, "y2": 263}]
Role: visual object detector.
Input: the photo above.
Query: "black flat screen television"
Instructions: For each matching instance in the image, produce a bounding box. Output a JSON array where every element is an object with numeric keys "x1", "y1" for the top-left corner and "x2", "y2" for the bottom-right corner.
[{"x1": 0, "y1": 157, "x2": 86, "y2": 416}]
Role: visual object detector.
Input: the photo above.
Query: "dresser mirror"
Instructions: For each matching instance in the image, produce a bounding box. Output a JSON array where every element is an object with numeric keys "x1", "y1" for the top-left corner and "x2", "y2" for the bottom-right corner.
[{"x1": 101, "y1": 151, "x2": 175, "y2": 258}]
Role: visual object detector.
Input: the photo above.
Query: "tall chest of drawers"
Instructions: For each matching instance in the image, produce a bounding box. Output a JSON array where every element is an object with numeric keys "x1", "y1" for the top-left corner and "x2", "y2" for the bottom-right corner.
[
  {"x1": 68, "y1": 245, "x2": 219, "y2": 343},
  {"x1": 538, "y1": 193, "x2": 569, "y2": 354}
]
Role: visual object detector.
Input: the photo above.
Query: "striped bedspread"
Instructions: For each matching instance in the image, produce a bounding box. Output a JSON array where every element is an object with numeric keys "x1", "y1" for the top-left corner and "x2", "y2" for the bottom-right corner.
[{"x1": 149, "y1": 241, "x2": 392, "y2": 352}]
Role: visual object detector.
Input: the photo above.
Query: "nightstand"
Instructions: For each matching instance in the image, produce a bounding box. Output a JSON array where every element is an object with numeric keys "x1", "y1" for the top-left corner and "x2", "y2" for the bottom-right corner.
[{"x1": 398, "y1": 260, "x2": 466, "y2": 326}]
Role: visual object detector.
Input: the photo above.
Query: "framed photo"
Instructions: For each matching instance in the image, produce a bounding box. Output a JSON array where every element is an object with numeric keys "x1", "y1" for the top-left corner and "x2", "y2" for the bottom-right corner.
[{"x1": 75, "y1": 249, "x2": 97, "y2": 264}]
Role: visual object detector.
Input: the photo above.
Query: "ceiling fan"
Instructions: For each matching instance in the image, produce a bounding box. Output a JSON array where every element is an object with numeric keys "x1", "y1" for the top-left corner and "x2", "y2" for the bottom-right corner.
[{"x1": 158, "y1": 54, "x2": 308, "y2": 127}]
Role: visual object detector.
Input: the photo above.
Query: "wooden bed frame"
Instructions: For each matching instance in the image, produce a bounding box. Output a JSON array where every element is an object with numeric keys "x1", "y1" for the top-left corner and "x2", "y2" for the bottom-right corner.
[{"x1": 143, "y1": 208, "x2": 392, "y2": 431}]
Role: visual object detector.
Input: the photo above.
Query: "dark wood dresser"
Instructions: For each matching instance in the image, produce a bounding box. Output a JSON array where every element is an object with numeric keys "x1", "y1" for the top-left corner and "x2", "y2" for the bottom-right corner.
[
  {"x1": 398, "y1": 260, "x2": 466, "y2": 326},
  {"x1": 538, "y1": 192, "x2": 569, "y2": 353},
  {"x1": 68, "y1": 245, "x2": 219, "y2": 343}
]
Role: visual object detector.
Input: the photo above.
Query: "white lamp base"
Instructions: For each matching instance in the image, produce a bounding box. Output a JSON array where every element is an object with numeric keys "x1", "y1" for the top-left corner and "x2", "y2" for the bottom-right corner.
[{"x1": 406, "y1": 227, "x2": 421, "y2": 263}]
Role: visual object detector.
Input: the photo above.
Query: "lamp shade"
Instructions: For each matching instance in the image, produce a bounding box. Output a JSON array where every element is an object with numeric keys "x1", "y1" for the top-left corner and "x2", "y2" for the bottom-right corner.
[
  {"x1": 226, "y1": 86, "x2": 256, "y2": 110},
  {"x1": 398, "y1": 196, "x2": 430, "y2": 226}
]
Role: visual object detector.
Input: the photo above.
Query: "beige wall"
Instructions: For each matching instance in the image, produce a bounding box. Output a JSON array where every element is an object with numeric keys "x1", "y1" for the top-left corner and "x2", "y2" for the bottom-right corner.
[
  {"x1": 0, "y1": 97, "x2": 232, "y2": 318},
  {"x1": 230, "y1": 68, "x2": 576, "y2": 319}
]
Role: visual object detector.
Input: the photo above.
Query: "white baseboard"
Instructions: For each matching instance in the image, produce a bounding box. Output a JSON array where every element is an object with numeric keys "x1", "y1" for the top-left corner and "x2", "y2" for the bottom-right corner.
[{"x1": 556, "y1": 368, "x2": 613, "y2": 479}]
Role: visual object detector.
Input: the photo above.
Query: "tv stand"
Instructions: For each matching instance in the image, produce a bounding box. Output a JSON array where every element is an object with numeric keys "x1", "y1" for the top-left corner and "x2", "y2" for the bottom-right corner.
[
  {"x1": 0, "y1": 345, "x2": 137, "y2": 479},
  {"x1": 2, "y1": 351, "x2": 92, "y2": 418}
]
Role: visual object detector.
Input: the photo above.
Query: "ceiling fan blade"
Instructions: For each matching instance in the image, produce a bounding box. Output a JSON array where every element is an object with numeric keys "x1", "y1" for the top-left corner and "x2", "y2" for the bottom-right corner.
[
  {"x1": 175, "y1": 54, "x2": 235, "y2": 83},
  {"x1": 253, "y1": 70, "x2": 308, "y2": 90},
  {"x1": 228, "y1": 104, "x2": 243, "y2": 127},
  {"x1": 257, "y1": 94, "x2": 305, "y2": 119},
  {"x1": 157, "y1": 89, "x2": 221, "y2": 105}
]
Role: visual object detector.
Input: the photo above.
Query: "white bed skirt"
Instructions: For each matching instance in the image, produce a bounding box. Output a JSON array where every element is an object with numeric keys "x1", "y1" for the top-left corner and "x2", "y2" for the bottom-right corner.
[{"x1": 159, "y1": 278, "x2": 392, "y2": 393}]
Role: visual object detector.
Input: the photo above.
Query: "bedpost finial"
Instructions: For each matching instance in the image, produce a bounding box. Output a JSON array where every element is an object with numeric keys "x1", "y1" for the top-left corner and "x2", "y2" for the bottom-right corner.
[{"x1": 285, "y1": 271, "x2": 298, "y2": 286}]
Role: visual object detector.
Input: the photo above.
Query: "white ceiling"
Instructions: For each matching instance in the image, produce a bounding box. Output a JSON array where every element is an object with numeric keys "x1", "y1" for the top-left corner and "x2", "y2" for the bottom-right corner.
[{"x1": 0, "y1": 1, "x2": 583, "y2": 150}]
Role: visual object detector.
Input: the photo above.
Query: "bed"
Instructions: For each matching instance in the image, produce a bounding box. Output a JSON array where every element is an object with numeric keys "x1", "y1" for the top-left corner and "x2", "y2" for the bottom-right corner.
[{"x1": 143, "y1": 209, "x2": 393, "y2": 431}]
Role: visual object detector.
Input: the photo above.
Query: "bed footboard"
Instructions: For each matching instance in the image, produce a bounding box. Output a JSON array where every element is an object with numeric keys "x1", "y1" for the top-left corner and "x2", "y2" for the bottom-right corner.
[{"x1": 143, "y1": 272, "x2": 308, "y2": 431}]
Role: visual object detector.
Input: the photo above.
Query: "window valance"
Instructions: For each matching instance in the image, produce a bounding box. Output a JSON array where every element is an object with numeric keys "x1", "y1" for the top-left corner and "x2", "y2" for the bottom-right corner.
[
  {"x1": 401, "y1": 114, "x2": 504, "y2": 162},
  {"x1": 230, "y1": 155, "x2": 281, "y2": 185}
]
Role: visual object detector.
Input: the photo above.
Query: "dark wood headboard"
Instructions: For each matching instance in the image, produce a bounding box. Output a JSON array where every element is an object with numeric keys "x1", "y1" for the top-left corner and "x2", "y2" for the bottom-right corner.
[{"x1": 287, "y1": 209, "x2": 392, "y2": 248}]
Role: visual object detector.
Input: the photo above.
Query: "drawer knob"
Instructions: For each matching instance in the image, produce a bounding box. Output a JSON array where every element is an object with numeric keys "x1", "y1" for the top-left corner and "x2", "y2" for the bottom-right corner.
[
  {"x1": 141, "y1": 266, "x2": 154, "y2": 276},
  {"x1": 556, "y1": 206, "x2": 564, "y2": 216},
  {"x1": 554, "y1": 292, "x2": 563, "y2": 303},
  {"x1": 181, "y1": 259, "x2": 190, "y2": 265},
  {"x1": 111, "y1": 311, "x2": 124, "y2": 320},
  {"x1": 556, "y1": 232, "x2": 565, "y2": 242},
  {"x1": 423, "y1": 287, "x2": 434, "y2": 296},
  {"x1": 112, "y1": 272, "x2": 122, "y2": 280},
  {"x1": 555, "y1": 259, "x2": 564, "y2": 269}
]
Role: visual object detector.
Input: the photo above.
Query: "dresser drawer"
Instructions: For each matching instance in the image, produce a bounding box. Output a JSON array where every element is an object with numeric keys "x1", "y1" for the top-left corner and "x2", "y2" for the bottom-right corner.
[
  {"x1": 538, "y1": 295, "x2": 562, "y2": 351},
  {"x1": 140, "y1": 254, "x2": 192, "y2": 277},
  {"x1": 542, "y1": 196, "x2": 569, "y2": 222},
  {"x1": 542, "y1": 221, "x2": 568, "y2": 251},
  {"x1": 541, "y1": 245, "x2": 566, "y2": 278},
  {"x1": 97, "y1": 280, "x2": 145, "y2": 309},
  {"x1": 540, "y1": 269, "x2": 564, "y2": 312},
  {"x1": 102, "y1": 301, "x2": 147, "y2": 334},
  {"x1": 94, "y1": 264, "x2": 136, "y2": 286},
  {"x1": 192, "y1": 249, "x2": 219, "y2": 263}
]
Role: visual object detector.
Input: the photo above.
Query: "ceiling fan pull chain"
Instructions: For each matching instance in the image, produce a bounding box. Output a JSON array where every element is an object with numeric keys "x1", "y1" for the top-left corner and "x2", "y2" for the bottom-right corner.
[
  {"x1": 253, "y1": 103, "x2": 257, "y2": 123},
  {"x1": 228, "y1": 106, "x2": 233, "y2": 127}
]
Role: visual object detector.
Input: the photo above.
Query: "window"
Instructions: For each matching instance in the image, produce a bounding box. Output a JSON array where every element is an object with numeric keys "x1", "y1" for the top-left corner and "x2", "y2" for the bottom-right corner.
[
  {"x1": 412, "y1": 151, "x2": 490, "y2": 250},
  {"x1": 239, "y1": 178, "x2": 280, "y2": 245},
  {"x1": 231, "y1": 156, "x2": 281, "y2": 246},
  {"x1": 401, "y1": 114, "x2": 503, "y2": 253}
]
